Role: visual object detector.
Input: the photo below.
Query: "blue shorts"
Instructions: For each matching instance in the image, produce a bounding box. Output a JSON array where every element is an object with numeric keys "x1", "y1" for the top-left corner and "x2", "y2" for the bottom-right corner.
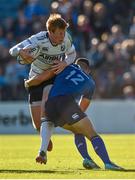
[{"x1": 45, "y1": 95, "x2": 86, "y2": 127}]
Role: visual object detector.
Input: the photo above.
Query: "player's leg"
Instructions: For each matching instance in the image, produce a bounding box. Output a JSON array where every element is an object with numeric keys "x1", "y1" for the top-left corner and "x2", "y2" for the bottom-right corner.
[
  {"x1": 29, "y1": 103, "x2": 53, "y2": 151},
  {"x1": 28, "y1": 84, "x2": 53, "y2": 151},
  {"x1": 57, "y1": 96, "x2": 100, "y2": 169},
  {"x1": 41, "y1": 85, "x2": 53, "y2": 118},
  {"x1": 29, "y1": 104, "x2": 41, "y2": 131},
  {"x1": 28, "y1": 83, "x2": 45, "y2": 131},
  {"x1": 36, "y1": 120, "x2": 55, "y2": 164},
  {"x1": 43, "y1": 95, "x2": 123, "y2": 170},
  {"x1": 36, "y1": 89, "x2": 60, "y2": 164},
  {"x1": 69, "y1": 117, "x2": 124, "y2": 170},
  {"x1": 74, "y1": 134, "x2": 92, "y2": 160},
  {"x1": 42, "y1": 94, "x2": 90, "y2": 157},
  {"x1": 69, "y1": 117, "x2": 111, "y2": 161},
  {"x1": 61, "y1": 97, "x2": 124, "y2": 170},
  {"x1": 40, "y1": 85, "x2": 53, "y2": 151},
  {"x1": 74, "y1": 134, "x2": 100, "y2": 169},
  {"x1": 36, "y1": 95, "x2": 57, "y2": 164},
  {"x1": 30, "y1": 104, "x2": 51, "y2": 164}
]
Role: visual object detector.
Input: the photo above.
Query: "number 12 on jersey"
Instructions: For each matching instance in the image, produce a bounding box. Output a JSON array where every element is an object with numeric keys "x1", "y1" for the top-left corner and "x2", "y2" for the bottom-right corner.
[{"x1": 65, "y1": 70, "x2": 85, "y2": 85}]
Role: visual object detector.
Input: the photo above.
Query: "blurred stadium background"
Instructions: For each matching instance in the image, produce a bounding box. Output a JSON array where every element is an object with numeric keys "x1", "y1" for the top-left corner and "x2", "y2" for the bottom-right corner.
[{"x1": 0, "y1": 0, "x2": 135, "y2": 134}]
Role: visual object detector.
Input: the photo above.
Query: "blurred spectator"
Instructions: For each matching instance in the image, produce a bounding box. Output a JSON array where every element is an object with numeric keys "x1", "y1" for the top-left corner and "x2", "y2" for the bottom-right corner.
[
  {"x1": 0, "y1": 26, "x2": 7, "y2": 47},
  {"x1": 86, "y1": 38, "x2": 106, "y2": 68},
  {"x1": 0, "y1": 67, "x2": 9, "y2": 100},
  {"x1": 14, "y1": 12, "x2": 32, "y2": 41},
  {"x1": 77, "y1": 14, "x2": 92, "y2": 53},
  {"x1": 3, "y1": 17, "x2": 15, "y2": 33},
  {"x1": 122, "y1": 85, "x2": 135, "y2": 100},
  {"x1": 57, "y1": 0, "x2": 72, "y2": 18},
  {"x1": 4, "y1": 59, "x2": 28, "y2": 100},
  {"x1": 23, "y1": 0, "x2": 49, "y2": 21},
  {"x1": 91, "y1": 2, "x2": 112, "y2": 38},
  {"x1": 105, "y1": 71, "x2": 120, "y2": 98},
  {"x1": 119, "y1": 72, "x2": 135, "y2": 99},
  {"x1": 82, "y1": 0, "x2": 93, "y2": 18},
  {"x1": 108, "y1": 24, "x2": 126, "y2": 48},
  {"x1": 50, "y1": 1, "x2": 59, "y2": 14},
  {"x1": 121, "y1": 39, "x2": 135, "y2": 64},
  {"x1": 129, "y1": 16, "x2": 135, "y2": 38}
]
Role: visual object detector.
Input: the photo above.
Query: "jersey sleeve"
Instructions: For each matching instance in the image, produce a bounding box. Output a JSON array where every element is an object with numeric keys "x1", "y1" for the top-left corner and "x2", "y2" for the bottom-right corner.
[
  {"x1": 64, "y1": 32, "x2": 76, "y2": 65},
  {"x1": 9, "y1": 31, "x2": 46, "y2": 57}
]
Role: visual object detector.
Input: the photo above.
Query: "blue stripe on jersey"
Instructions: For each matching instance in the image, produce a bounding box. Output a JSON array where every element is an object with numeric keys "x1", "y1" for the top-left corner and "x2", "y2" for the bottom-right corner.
[{"x1": 27, "y1": 39, "x2": 32, "y2": 44}]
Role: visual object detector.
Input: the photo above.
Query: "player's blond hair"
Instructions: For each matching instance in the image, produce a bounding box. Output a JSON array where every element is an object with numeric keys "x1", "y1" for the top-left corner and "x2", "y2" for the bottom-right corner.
[{"x1": 46, "y1": 14, "x2": 69, "y2": 32}]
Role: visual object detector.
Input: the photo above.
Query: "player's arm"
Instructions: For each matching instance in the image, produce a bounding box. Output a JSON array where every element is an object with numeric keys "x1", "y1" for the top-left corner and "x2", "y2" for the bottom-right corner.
[
  {"x1": 80, "y1": 80, "x2": 95, "y2": 112},
  {"x1": 25, "y1": 69, "x2": 55, "y2": 88},
  {"x1": 9, "y1": 32, "x2": 44, "y2": 64},
  {"x1": 9, "y1": 42, "x2": 35, "y2": 64}
]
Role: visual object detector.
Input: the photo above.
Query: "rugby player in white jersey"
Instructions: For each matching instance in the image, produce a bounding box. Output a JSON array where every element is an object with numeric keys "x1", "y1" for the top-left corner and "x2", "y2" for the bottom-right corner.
[
  {"x1": 9, "y1": 14, "x2": 76, "y2": 151},
  {"x1": 9, "y1": 14, "x2": 102, "y2": 169}
]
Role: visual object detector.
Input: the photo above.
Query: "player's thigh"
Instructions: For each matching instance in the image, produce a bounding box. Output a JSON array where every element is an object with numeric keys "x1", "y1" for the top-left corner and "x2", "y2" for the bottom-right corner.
[
  {"x1": 28, "y1": 80, "x2": 54, "y2": 130},
  {"x1": 63, "y1": 124, "x2": 83, "y2": 134},
  {"x1": 59, "y1": 95, "x2": 86, "y2": 126},
  {"x1": 71, "y1": 117, "x2": 97, "y2": 139},
  {"x1": 41, "y1": 85, "x2": 53, "y2": 117},
  {"x1": 28, "y1": 85, "x2": 42, "y2": 131},
  {"x1": 29, "y1": 104, "x2": 41, "y2": 130}
]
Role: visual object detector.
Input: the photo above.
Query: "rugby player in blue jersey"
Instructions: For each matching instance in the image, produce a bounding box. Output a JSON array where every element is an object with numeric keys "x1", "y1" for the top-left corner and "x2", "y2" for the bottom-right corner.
[{"x1": 25, "y1": 58, "x2": 124, "y2": 170}]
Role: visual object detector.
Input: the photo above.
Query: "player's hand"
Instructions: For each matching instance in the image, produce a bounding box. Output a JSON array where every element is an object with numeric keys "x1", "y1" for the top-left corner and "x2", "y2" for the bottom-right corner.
[
  {"x1": 19, "y1": 48, "x2": 34, "y2": 64},
  {"x1": 52, "y1": 60, "x2": 68, "y2": 74},
  {"x1": 24, "y1": 79, "x2": 30, "y2": 89}
]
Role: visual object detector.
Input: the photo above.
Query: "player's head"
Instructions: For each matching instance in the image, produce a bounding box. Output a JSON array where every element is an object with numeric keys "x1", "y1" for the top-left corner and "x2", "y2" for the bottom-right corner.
[
  {"x1": 46, "y1": 14, "x2": 69, "y2": 45},
  {"x1": 75, "y1": 57, "x2": 91, "y2": 74}
]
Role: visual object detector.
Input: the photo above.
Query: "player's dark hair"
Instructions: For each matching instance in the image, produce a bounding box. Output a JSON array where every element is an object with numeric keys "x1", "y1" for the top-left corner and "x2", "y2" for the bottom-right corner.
[{"x1": 75, "y1": 58, "x2": 90, "y2": 67}]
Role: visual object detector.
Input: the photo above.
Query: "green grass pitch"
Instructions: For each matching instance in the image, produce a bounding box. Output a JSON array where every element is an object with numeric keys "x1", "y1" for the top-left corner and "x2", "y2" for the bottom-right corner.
[{"x1": 0, "y1": 134, "x2": 135, "y2": 179}]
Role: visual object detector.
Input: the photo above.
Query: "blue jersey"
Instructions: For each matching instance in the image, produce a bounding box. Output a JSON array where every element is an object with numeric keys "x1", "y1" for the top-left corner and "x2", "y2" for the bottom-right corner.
[{"x1": 48, "y1": 64, "x2": 95, "y2": 100}]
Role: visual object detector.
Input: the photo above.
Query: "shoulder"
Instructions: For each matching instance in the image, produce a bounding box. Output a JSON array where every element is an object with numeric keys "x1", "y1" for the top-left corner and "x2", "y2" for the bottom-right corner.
[
  {"x1": 71, "y1": 64, "x2": 80, "y2": 69},
  {"x1": 65, "y1": 32, "x2": 72, "y2": 41},
  {"x1": 64, "y1": 32, "x2": 73, "y2": 46},
  {"x1": 66, "y1": 64, "x2": 80, "y2": 70},
  {"x1": 31, "y1": 31, "x2": 48, "y2": 41}
]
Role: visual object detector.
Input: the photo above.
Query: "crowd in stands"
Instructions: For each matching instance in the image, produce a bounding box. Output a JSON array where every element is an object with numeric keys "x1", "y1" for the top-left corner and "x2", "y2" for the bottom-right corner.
[{"x1": 0, "y1": 0, "x2": 135, "y2": 101}]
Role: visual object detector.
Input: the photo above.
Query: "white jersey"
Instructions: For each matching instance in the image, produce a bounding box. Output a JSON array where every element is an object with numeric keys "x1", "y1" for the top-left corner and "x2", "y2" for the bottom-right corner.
[{"x1": 9, "y1": 31, "x2": 76, "y2": 78}]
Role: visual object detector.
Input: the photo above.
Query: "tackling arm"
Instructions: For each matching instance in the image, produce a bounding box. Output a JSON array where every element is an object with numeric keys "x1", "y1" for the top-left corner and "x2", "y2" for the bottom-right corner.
[{"x1": 25, "y1": 69, "x2": 55, "y2": 88}]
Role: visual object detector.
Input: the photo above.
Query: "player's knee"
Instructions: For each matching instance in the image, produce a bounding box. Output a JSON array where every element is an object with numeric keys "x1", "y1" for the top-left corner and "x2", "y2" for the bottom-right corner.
[
  {"x1": 36, "y1": 127, "x2": 40, "y2": 132},
  {"x1": 32, "y1": 121, "x2": 40, "y2": 132},
  {"x1": 34, "y1": 126, "x2": 40, "y2": 132},
  {"x1": 82, "y1": 128, "x2": 97, "y2": 140}
]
